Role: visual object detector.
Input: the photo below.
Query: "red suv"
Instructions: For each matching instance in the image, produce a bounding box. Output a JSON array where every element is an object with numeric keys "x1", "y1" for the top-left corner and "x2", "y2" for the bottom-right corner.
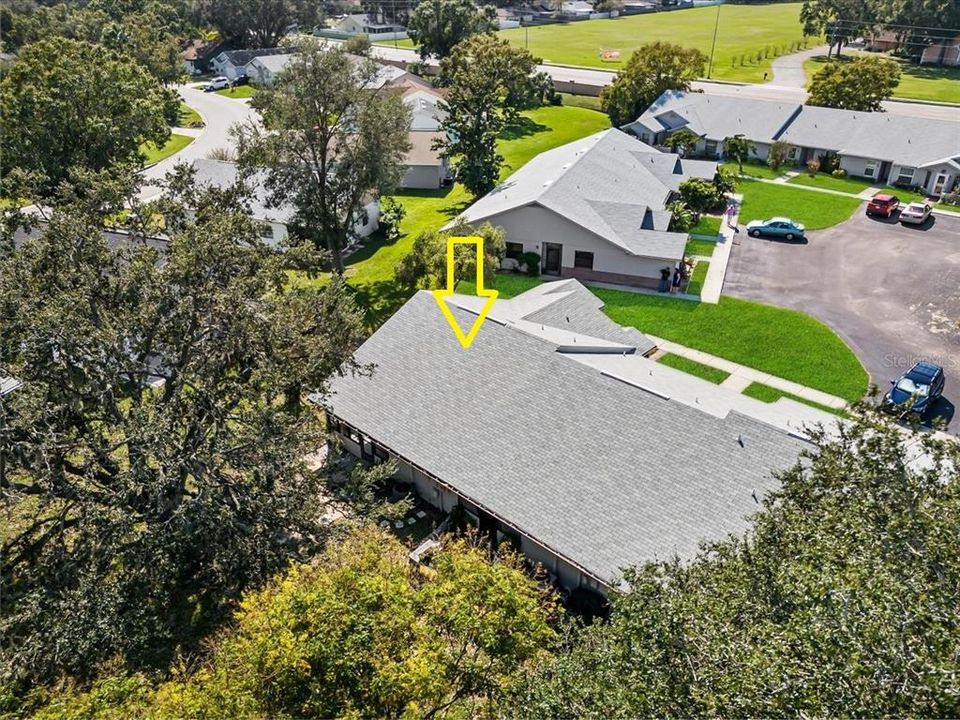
[{"x1": 866, "y1": 193, "x2": 900, "y2": 217}]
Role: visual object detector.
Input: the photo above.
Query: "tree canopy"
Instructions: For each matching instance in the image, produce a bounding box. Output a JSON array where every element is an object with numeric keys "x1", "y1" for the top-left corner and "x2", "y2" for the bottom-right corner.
[
  {"x1": 234, "y1": 40, "x2": 412, "y2": 272},
  {"x1": 436, "y1": 33, "x2": 551, "y2": 198},
  {"x1": 0, "y1": 168, "x2": 365, "y2": 689},
  {"x1": 0, "y1": 37, "x2": 171, "y2": 195},
  {"x1": 194, "y1": 0, "x2": 320, "y2": 48},
  {"x1": 25, "y1": 528, "x2": 557, "y2": 719},
  {"x1": 600, "y1": 42, "x2": 707, "y2": 128},
  {"x1": 807, "y1": 54, "x2": 901, "y2": 111},
  {"x1": 406, "y1": 0, "x2": 498, "y2": 60},
  {"x1": 395, "y1": 220, "x2": 506, "y2": 290},
  {"x1": 509, "y1": 415, "x2": 960, "y2": 717}
]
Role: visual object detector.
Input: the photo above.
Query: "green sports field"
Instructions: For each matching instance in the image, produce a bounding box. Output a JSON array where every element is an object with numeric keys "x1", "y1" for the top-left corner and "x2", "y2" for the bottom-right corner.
[{"x1": 498, "y1": 3, "x2": 815, "y2": 82}]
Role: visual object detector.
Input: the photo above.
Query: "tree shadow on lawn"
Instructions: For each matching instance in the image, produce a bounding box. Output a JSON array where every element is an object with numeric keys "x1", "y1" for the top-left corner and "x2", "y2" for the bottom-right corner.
[
  {"x1": 348, "y1": 277, "x2": 416, "y2": 330},
  {"x1": 499, "y1": 116, "x2": 550, "y2": 141}
]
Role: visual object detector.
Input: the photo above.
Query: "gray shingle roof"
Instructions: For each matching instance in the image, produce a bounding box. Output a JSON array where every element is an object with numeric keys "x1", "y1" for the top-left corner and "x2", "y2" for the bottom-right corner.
[
  {"x1": 191, "y1": 159, "x2": 295, "y2": 225},
  {"x1": 326, "y1": 284, "x2": 827, "y2": 586},
  {"x1": 457, "y1": 129, "x2": 712, "y2": 262},
  {"x1": 630, "y1": 90, "x2": 960, "y2": 168},
  {"x1": 628, "y1": 90, "x2": 802, "y2": 144}
]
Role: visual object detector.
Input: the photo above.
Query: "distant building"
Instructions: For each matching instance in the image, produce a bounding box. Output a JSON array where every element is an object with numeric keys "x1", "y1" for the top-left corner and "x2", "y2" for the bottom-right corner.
[
  {"x1": 181, "y1": 39, "x2": 224, "y2": 75},
  {"x1": 245, "y1": 53, "x2": 297, "y2": 86},
  {"x1": 626, "y1": 90, "x2": 960, "y2": 196},
  {"x1": 211, "y1": 47, "x2": 290, "y2": 81},
  {"x1": 334, "y1": 13, "x2": 407, "y2": 38},
  {"x1": 921, "y1": 33, "x2": 960, "y2": 66},
  {"x1": 190, "y1": 159, "x2": 380, "y2": 247}
]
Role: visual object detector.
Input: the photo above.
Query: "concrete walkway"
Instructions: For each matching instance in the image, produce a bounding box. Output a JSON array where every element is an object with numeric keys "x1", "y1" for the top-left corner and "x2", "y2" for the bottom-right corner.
[
  {"x1": 648, "y1": 334, "x2": 849, "y2": 409},
  {"x1": 699, "y1": 195, "x2": 742, "y2": 304},
  {"x1": 765, "y1": 45, "x2": 830, "y2": 89}
]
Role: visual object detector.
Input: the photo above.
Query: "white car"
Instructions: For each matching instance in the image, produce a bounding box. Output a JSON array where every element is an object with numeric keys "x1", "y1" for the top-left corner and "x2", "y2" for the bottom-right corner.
[
  {"x1": 899, "y1": 201, "x2": 932, "y2": 225},
  {"x1": 204, "y1": 76, "x2": 230, "y2": 92}
]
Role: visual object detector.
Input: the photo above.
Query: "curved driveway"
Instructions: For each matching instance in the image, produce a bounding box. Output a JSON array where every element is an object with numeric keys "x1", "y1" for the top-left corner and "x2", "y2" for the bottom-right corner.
[
  {"x1": 141, "y1": 85, "x2": 258, "y2": 200},
  {"x1": 724, "y1": 210, "x2": 960, "y2": 432}
]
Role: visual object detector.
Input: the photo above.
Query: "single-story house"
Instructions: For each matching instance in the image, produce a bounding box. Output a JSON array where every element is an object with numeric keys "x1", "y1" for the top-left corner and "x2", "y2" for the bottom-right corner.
[
  {"x1": 454, "y1": 128, "x2": 717, "y2": 287},
  {"x1": 181, "y1": 39, "x2": 224, "y2": 75},
  {"x1": 322, "y1": 280, "x2": 837, "y2": 592},
  {"x1": 921, "y1": 33, "x2": 960, "y2": 66},
  {"x1": 211, "y1": 47, "x2": 290, "y2": 81},
  {"x1": 334, "y1": 13, "x2": 407, "y2": 37},
  {"x1": 245, "y1": 53, "x2": 297, "y2": 86},
  {"x1": 864, "y1": 31, "x2": 900, "y2": 52},
  {"x1": 393, "y1": 84, "x2": 452, "y2": 189},
  {"x1": 625, "y1": 90, "x2": 960, "y2": 196},
  {"x1": 190, "y1": 159, "x2": 379, "y2": 247}
]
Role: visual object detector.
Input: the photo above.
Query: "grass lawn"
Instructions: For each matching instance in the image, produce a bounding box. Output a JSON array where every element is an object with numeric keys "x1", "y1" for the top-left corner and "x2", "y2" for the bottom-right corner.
[
  {"x1": 657, "y1": 353, "x2": 730, "y2": 384},
  {"x1": 690, "y1": 215, "x2": 722, "y2": 237},
  {"x1": 499, "y1": 4, "x2": 815, "y2": 83},
  {"x1": 788, "y1": 171, "x2": 876, "y2": 195},
  {"x1": 458, "y1": 272, "x2": 545, "y2": 299},
  {"x1": 684, "y1": 237, "x2": 718, "y2": 257},
  {"x1": 178, "y1": 102, "x2": 204, "y2": 127},
  {"x1": 742, "y1": 381, "x2": 847, "y2": 416},
  {"x1": 804, "y1": 53, "x2": 960, "y2": 104},
  {"x1": 336, "y1": 104, "x2": 611, "y2": 326},
  {"x1": 559, "y1": 93, "x2": 603, "y2": 112},
  {"x1": 686, "y1": 260, "x2": 709, "y2": 295},
  {"x1": 216, "y1": 85, "x2": 257, "y2": 99},
  {"x1": 722, "y1": 160, "x2": 786, "y2": 181},
  {"x1": 738, "y1": 178, "x2": 862, "y2": 229},
  {"x1": 593, "y1": 289, "x2": 868, "y2": 401},
  {"x1": 140, "y1": 133, "x2": 194, "y2": 165}
]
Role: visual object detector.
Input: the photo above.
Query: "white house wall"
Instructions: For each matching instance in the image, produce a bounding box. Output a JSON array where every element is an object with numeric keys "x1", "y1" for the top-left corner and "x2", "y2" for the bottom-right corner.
[{"x1": 481, "y1": 204, "x2": 677, "y2": 283}]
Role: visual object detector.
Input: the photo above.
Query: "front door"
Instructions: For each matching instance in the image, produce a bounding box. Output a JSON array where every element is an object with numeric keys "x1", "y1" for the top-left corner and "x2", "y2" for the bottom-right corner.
[
  {"x1": 542, "y1": 243, "x2": 562, "y2": 276},
  {"x1": 934, "y1": 173, "x2": 950, "y2": 194}
]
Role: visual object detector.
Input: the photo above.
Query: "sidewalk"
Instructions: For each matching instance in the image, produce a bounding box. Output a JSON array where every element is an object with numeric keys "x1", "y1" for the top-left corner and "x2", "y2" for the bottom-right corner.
[
  {"x1": 647, "y1": 334, "x2": 849, "y2": 409},
  {"x1": 699, "y1": 195, "x2": 741, "y2": 304}
]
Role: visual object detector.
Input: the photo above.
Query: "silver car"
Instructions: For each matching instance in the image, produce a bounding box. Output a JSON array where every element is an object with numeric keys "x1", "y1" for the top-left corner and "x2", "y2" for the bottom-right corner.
[{"x1": 899, "y1": 202, "x2": 932, "y2": 225}]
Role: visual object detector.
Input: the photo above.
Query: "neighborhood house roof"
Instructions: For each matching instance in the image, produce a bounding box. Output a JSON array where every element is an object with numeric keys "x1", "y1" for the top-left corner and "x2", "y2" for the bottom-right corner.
[
  {"x1": 457, "y1": 129, "x2": 715, "y2": 261},
  {"x1": 325, "y1": 280, "x2": 835, "y2": 586},
  {"x1": 217, "y1": 47, "x2": 290, "y2": 67},
  {"x1": 630, "y1": 90, "x2": 960, "y2": 169},
  {"x1": 191, "y1": 159, "x2": 295, "y2": 227},
  {"x1": 247, "y1": 53, "x2": 296, "y2": 75},
  {"x1": 405, "y1": 131, "x2": 445, "y2": 167}
]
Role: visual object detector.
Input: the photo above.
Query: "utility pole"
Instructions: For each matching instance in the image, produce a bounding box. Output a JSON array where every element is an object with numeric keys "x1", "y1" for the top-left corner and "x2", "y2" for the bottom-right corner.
[{"x1": 707, "y1": 0, "x2": 721, "y2": 79}]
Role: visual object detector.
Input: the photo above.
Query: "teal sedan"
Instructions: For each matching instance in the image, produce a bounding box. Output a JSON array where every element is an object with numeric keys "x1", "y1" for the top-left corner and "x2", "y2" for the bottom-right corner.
[{"x1": 746, "y1": 217, "x2": 806, "y2": 241}]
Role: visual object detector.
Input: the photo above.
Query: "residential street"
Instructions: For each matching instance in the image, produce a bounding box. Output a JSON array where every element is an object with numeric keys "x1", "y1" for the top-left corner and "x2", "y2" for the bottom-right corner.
[
  {"x1": 725, "y1": 210, "x2": 960, "y2": 431},
  {"x1": 369, "y1": 44, "x2": 960, "y2": 122},
  {"x1": 140, "y1": 84, "x2": 258, "y2": 200}
]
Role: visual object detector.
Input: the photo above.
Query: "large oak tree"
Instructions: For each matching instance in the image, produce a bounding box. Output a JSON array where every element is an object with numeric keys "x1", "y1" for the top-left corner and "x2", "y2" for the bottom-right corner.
[
  {"x1": 0, "y1": 170, "x2": 365, "y2": 688},
  {"x1": 234, "y1": 41, "x2": 412, "y2": 273}
]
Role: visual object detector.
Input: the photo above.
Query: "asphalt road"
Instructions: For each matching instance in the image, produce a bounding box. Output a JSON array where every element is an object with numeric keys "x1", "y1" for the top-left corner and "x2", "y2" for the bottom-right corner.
[
  {"x1": 725, "y1": 208, "x2": 960, "y2": 431},
  {"x1": 140, "y1": 84, "x2": 258, "y2": 200},
  {"x1": 370, "y1": 45, "x2": 960, "y2": 122}
]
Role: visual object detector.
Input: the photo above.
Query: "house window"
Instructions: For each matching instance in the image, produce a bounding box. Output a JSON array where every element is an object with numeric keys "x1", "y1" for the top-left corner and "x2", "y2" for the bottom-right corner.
[
  {"x1": 704, "y1": 140, "x2": 718, "y2": 157},
  {"x1": 640, "y1": 133, "x2": 651, "y2": 144},
  {"x1": 896, "y1": 166, "x2": 916, "y2": 185},
  {"x1": 355, "y1": 208, "x2": 370, "y2": 227},
  {"x1": 505, "y1": 242, "x2": 524, "y2": 261},
  {"x1": 256, "y1": 221, "x2": 274, "y2": 241},
  {"x1": 787, "y1": 146, "x2": 798, "y2": 161},
  {"x1": 864, "y1": 160, "x2": 879, "y2": 178},
  {"x1": 574, "y1": 251, "x2": 594, "y2": 269}
]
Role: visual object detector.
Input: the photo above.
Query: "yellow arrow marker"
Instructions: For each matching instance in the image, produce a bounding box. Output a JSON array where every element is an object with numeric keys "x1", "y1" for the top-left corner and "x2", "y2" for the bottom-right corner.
[{"x1": 432, "y1": 236, "x2": 499, "y2": 349}]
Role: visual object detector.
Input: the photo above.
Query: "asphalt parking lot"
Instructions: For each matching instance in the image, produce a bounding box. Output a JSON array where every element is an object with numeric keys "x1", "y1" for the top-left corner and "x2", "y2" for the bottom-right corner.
[{"x1": 725, "y1": 207, "x2": 959, "y2": 432}]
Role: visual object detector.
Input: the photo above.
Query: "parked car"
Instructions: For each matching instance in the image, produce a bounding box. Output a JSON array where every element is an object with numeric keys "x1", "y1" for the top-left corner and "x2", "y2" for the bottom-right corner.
[
  {"x1": 881, "y1": 361, "x2": 945, "y2": 418},
  {"x1": 899, "y1": 201, "x2": 933, "y2": 225},
  {"x1": 746, "y1": 217, "x2": 806, "y2": 240},
  {"x1": 866, "y1": 193, "x2": 900, "y2": 217},
  {"x1": 204, "y1": 76, "x2": 230, "y2": 92}
]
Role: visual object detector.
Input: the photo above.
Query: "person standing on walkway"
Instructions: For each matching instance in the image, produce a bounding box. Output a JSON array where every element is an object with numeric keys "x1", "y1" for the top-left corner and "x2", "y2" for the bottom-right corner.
[
  {"x1": 671, "y1": 267, "x2": 682, "y2": 294},
  {"x1": 659, "y1": 267, "x2": 671, "y2": 293}
]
